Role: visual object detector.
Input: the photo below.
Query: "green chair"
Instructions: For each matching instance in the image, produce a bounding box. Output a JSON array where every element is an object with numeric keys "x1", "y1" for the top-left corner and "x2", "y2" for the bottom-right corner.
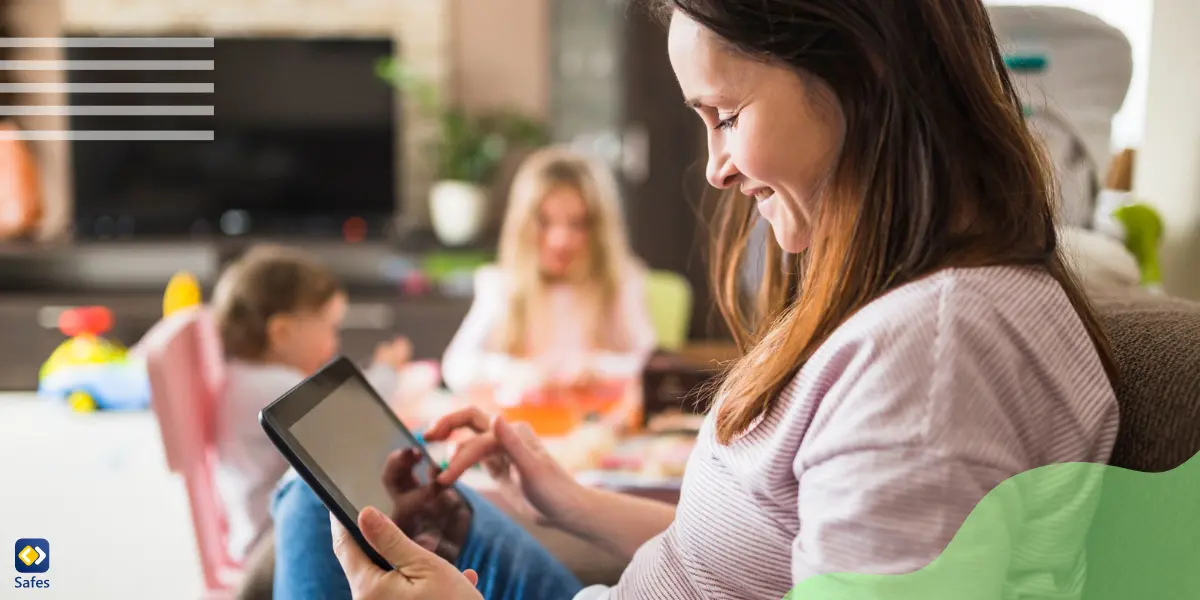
[{"x1": 645, "y1": 270, "x2": 693, "y2": 351}]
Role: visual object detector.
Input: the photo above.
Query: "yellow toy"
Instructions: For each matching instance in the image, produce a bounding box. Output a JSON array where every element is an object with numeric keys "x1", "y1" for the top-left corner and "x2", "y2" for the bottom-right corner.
[
  {"x1": 163, "y1": 271, "x2": 203, "y2": 317},
  {"x1": 38, "y1": 307, "x2": 151, "y2": 412}
]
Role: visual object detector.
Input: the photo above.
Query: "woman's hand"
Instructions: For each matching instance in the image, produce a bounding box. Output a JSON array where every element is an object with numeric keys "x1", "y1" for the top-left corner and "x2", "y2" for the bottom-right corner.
[
  {"x1": 331, "y1": 506, "x2": 482, "y2": 600},
  {"x1": 423, "y1": 407, "x2": 586, "y2": 528}
]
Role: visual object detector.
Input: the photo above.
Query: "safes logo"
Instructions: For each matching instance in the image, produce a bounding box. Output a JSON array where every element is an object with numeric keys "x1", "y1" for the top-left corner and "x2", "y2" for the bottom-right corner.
[{"x1": 14, "y1": 538, "x2": 51, "y2": 590}]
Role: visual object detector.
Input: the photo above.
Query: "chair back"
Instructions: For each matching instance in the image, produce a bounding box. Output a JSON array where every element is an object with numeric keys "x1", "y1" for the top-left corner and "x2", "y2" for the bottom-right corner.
[
  {"x1": 646, "y1": 270, "x2": 693, "y2": 351},
  {"x1": 139, "y1": 308, "x2": 237, "y2": 593}
]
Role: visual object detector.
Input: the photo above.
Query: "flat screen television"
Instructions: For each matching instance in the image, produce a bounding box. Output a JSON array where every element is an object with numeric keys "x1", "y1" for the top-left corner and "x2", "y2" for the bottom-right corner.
[{"x1": 66, "y1": 36, "x2": 399, "y2": 241}]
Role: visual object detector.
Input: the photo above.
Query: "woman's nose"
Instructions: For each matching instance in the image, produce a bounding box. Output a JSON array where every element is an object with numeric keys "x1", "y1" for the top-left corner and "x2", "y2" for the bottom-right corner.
[{"x1": 706, "y1": 148, "x2": 739, "y2": 189}]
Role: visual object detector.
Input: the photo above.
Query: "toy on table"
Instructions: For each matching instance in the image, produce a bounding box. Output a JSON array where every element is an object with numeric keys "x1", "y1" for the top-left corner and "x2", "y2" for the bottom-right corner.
[
  {"x1": 499, "y1": 380, "x2": 630, "y2": 437},
  {"x1": 591, "y1": 434, "x2": 695, "y2": 479},
  {"x1": 37, "y1": 306, "x2": 151, "y2": 412}
]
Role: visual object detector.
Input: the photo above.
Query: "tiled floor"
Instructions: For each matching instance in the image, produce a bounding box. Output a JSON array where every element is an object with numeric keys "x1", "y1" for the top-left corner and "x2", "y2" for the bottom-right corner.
[{"x1": 0, "y1": 394, "x2": 203, "y2": 599}]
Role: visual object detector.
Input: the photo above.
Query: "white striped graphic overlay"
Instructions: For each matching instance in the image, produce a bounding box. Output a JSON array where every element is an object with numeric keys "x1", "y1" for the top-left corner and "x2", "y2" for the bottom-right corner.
[
  {"x1": 0, "y1": 37, "x2": 214, "y2": 141},
  {"x1": 0, "y1": 38, "x2": 214, "y2": 48},
  {"x1": 0, "y1": 60, "x2": 214, "y2": 70},
  {"x1": 0, "y1": 106, "x2": 214, "y2": 116},
  {"x1": 0, "y1": 83, "x2": 213, "y2": 93},
  {"x1": 0, "y1": 131, "x2": 215, "y2": 141}
]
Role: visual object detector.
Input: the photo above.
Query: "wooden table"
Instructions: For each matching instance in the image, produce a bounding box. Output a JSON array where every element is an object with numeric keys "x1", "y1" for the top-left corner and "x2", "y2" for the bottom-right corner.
[
  {"x1": 397, "y1": 382, "x2": 688, "y2": 584},
  {"x1": 402, "y1": 386, "x2": 687, "y2": 501}
]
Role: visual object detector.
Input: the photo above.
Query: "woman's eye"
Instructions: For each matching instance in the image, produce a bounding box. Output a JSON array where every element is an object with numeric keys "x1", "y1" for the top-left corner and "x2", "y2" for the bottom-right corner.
[{"x1": 714, "y1": 114, "x2": 738, "y2": 131}]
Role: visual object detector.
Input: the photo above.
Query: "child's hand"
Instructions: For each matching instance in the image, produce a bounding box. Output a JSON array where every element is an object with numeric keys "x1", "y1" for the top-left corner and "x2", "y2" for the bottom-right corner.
[{"x1": 374, "y1": 336, "x2": 413, "y2": 371}]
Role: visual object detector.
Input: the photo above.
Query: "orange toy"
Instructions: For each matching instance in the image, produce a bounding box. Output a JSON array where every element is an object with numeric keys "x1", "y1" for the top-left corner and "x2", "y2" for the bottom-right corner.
[{"x1": 501, "y1": 381, "x2": 631, "y2": 437}]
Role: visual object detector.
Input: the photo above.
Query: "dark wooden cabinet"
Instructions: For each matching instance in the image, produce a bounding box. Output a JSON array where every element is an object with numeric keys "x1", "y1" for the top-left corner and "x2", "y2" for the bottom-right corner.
[
  {"x1": 0, "y1": 241, "x2": 475, "y2": 391},
  {"x1": 0, "y1": 290, "x2": 471, "y2": 391},
  {"x1": 336, "y1": 294, "x2": 473, "y2": 365},
  {"x1": 0, "y1": 292, "x2": 163, "y2": 390}
]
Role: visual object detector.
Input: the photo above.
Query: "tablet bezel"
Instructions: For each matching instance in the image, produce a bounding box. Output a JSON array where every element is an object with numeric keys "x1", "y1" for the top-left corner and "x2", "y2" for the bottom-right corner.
[{"x1": 258, "y1": 355, "x2": 464, "y2": 571}]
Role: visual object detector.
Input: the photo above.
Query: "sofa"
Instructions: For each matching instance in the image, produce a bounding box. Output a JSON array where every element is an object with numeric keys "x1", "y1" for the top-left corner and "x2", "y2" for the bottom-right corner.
[
  {"x1": 1092, "y1": 289, "x2": 1200, "y2": 471},
  {"x1": 1084, "y1": 288, "x2": 1200, "y2": 599}
]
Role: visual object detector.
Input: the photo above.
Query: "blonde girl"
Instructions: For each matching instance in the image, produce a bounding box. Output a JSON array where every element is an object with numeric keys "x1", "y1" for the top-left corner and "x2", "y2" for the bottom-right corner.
[{"x1": 441, "y1": 146, "x2": 656, "y2": 398}]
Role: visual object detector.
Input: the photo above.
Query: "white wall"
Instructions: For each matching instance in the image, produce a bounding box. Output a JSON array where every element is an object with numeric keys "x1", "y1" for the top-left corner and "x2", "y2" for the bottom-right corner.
[
  {"x1": 1133, "y1": 0, "x2": 1200, "y2": 300},
  {"x1": 987, "y1": 0, "x2": 1154, "y2": 151}
]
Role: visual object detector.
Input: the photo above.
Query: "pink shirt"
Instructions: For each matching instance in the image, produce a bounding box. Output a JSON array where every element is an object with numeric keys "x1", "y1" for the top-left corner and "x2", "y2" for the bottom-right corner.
[
  {"x1": 602, "y1": 266, "x2": 1119, "y2": 599},
  {"x1": 441, "y1": 263, "x2": 657, "y2": 397}
]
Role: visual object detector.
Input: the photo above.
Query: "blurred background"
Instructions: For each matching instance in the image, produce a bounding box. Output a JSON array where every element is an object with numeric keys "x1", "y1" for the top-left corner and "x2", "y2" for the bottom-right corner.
[{"x1": 0, "y1": 0, "x2": 1194, "y2": 597}]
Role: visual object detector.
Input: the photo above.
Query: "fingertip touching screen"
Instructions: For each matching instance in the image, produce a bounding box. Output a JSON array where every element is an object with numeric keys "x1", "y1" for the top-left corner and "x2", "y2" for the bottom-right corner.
[{"x1": 278, "y1": 361, "x2": 472, "y2": 563}]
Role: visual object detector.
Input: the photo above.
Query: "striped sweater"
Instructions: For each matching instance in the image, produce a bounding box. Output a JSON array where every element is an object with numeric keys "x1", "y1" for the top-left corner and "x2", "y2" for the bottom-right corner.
[{"x1": 602, "y1": 266, "x2": 1119, "y2": 599}]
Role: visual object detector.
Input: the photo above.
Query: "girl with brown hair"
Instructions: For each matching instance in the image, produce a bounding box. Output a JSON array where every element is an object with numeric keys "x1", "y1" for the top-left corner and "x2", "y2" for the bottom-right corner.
[
  {"x1": 273, "y1": 1, "x2": 1120, "y2": 598},
  {"x1": 211, "y1": 245, "x2": 411, "y2": 566}
]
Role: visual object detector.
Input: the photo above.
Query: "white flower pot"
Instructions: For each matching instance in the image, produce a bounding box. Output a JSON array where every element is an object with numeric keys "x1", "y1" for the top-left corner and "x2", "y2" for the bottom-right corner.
[{"x1": 430, "y1": 180, "x2": 488, "y2": 246}]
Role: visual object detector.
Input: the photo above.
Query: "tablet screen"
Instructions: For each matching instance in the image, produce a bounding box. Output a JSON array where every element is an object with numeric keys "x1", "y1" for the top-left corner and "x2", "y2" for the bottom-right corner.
[{"x1": 285, "y1": 373, "x2": 472, "y2": 564}]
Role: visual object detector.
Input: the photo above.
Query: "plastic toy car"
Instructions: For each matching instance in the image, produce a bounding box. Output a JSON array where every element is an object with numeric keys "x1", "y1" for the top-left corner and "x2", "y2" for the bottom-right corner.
[{"x1": 37, "y1": 306, "x2": 151, "y2": 412}]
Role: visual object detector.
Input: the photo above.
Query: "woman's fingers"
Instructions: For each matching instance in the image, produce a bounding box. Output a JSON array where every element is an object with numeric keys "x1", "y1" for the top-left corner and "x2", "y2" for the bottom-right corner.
[
  {"x1": 436, "y1": 432, "x2": 500, "y2": 485},
  {"x1": 463, "y1": 569, "x2": 479, "y2": 586},
  {"x1": 358, "y1": 506, "x2": 435, "y2": 571},
  {"x1": 494, "y1": 417, "x2": 543, "y2": 470},
  {"x1": 432, "y1": 417, "x2": 555, "y2": 487},
  {"x1": 423, "y1": 407, "x2": 494, "y2": 442},
  {"x1": 330, "y1": 513, "x2": 378, "y2": 591}
]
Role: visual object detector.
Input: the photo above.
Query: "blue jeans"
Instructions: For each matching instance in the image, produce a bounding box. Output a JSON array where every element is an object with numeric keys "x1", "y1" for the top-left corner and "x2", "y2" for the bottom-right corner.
[{"x1": 271, "y1": 475, "x2": 585, "y2": 600}]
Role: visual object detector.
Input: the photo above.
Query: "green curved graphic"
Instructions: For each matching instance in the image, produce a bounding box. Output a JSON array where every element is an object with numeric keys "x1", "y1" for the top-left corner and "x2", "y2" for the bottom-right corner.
[{"x1": 787, "y1": 454, "x2": 1200, "y2": 599}]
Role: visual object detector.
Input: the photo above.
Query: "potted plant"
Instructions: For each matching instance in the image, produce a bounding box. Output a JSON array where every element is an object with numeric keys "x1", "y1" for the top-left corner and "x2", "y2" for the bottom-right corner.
[{"x1": 377, "y1": 57, "x2": 549, "y2": 246}]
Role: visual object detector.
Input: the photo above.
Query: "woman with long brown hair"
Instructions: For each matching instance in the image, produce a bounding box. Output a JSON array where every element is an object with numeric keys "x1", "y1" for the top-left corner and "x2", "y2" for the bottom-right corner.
[{"x1": 272, "y1": 1, "x2": 1120, "y2": 598}]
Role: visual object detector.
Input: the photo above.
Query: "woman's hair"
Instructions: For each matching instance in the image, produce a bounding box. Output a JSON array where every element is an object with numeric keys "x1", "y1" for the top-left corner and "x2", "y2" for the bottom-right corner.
[
  {"x1": 494, "y1": 145, "x2": 638, "y2": 356},
  {"x1": 211, "y1": 244, "x2": 341, "y2": 360},
  {"x1": 651, "y1": 0, "x2": 1119, "y2": 444}
]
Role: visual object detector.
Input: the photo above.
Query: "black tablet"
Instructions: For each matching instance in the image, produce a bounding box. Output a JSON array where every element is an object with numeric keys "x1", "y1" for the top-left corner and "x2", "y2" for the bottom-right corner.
[{"x1": 259, "y1": 356, "x2": 473, "y2": 570}]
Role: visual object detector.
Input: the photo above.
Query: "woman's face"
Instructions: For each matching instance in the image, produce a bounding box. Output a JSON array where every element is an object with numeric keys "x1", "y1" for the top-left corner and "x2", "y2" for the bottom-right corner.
[
  {"x1": 667, "y1": 11, "x2": 845, "y2": 253},
  {"x1": 537, "y1": 185, "x2": 591, "y2": 278}
]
